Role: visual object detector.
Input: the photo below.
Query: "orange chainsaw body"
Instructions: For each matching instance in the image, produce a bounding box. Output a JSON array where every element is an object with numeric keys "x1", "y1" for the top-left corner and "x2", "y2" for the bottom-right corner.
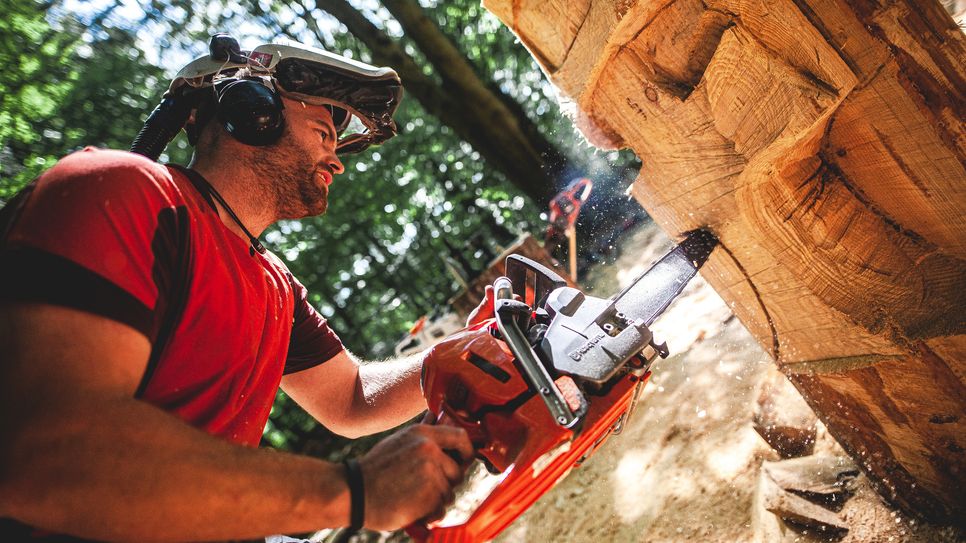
[{"x1": 409, "y1": 324, "x2": 648, "y2": 543}]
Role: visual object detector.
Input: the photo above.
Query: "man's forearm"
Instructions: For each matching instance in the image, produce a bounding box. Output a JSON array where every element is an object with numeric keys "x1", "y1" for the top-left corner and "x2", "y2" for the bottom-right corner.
[
  {"x1": 0, "y1": 393, "x2": 349, "y2": 542},
  {"x1": 350, "y1": 352, "x2": 427, "y2": 434},
  {"x1": 280, "y1": 350, "x2": 430, "y2": 439}
]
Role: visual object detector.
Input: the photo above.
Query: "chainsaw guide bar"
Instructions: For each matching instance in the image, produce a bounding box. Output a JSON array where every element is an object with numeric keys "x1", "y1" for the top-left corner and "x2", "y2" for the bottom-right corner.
[{"x1": 410, "y1": 229, "x2": 718, "y2": 543}]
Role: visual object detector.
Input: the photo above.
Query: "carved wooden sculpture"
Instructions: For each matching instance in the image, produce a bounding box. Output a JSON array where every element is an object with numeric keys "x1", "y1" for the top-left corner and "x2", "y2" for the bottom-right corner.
[{"x1": 484, "y1": 0, "x2": 965, "y2": 523}]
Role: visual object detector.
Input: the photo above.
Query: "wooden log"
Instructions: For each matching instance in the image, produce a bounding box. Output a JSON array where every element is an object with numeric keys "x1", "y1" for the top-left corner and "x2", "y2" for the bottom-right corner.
[
  {"x1": 752, "y1": 467, "x2": 786, "y2": 543},
  {"x1": 484, "y1": 0, "x2": 966, "y2": 524},
  {"x1": 759, "y1": 469, "x2": 851, "y2": 537},
  {"x1": 763, "y1": 455, "x2": 859, "y2": 508},
  {"x1": 754, "y1": 367, "x2": 818, "y2": 458}
]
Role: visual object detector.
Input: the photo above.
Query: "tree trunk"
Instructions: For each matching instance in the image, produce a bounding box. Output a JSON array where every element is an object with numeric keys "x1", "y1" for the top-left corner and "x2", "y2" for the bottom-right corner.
[
  {"x1": 379, "y1": 0, "x2": 570, "y2": 177},
  {"x1": 485, "y1": 0, "x2": 966, "y2": 524},
  {"x1": 305, "y1": 0, "x2": 565, "y2": 205}
]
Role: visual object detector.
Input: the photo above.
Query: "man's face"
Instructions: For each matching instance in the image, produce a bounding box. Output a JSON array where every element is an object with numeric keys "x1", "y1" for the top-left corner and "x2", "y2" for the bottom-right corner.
[{"x1": 251, "y1": 96, "x2": 346, "y2": 219}]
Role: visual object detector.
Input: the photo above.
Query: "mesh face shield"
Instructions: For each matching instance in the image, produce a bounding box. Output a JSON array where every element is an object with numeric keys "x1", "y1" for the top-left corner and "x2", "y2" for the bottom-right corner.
[
  {"x1": 272, "y1": 55, "x2": 403, "y2": 154},
  {"x1": 170, "y1": 41, "x2": 403, "y2": 155}
]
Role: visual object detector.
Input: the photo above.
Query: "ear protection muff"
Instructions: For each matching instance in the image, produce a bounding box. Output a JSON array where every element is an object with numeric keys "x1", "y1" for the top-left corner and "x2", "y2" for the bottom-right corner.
[{"x1": 214, "y1": 77, "x2": 285, "y2": 146}]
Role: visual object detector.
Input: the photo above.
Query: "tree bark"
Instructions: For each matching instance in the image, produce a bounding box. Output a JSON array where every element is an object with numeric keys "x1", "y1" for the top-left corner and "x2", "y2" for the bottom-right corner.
[
  {"x1": 379, "y1": 0, "x2": 570, "y2": 177},
  {"x1": 485, "y1": 0, "x2": 966, "y2": 525},
  {"x1": 306, "y1": 0, "x2": 565, "y2": 205}
]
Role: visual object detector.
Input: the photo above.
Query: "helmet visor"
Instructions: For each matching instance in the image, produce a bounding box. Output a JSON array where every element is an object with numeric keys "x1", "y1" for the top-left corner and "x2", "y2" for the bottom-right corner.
[{"x1": 274, "y1": 57, "x2": 402, "y2": 154}]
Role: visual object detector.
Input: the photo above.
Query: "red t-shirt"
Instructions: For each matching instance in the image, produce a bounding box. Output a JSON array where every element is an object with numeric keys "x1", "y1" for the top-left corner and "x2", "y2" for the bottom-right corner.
[{"x1": 0, "y1": 148, "x2": 344, "y2": 446}]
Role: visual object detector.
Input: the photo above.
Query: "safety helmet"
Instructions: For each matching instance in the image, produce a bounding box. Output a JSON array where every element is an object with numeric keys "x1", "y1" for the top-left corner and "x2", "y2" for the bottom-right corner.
[{"x1": 131, "y1": 34, "x2": 403, "y2": 160}]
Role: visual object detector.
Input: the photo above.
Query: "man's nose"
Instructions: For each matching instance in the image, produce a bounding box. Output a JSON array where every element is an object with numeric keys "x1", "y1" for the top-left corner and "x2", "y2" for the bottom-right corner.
[{"x1": 329, "y1": 154, "x2": 345, "y2": 175}]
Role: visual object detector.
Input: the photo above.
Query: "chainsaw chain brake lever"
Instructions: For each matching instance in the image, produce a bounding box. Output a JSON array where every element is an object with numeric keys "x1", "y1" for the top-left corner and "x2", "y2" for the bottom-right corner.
[
  {"x1": 505, "y1": 254, "x2": 569, "y2": 309},
  {"x1": 493, "y1": 276, "x2": 583, "y2": 428}
]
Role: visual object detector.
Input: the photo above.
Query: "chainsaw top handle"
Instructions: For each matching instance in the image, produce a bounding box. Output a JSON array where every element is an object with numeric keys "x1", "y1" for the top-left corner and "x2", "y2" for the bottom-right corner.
[{"x1": 492, "y1": 275, "x2": 583, "y2": 428}]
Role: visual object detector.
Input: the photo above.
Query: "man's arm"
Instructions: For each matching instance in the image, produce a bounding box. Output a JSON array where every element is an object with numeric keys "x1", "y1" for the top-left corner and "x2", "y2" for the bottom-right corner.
[
  {"x1": 281, "y1": 350, "x2": 426, "y2": 438},
  {"x1": 281, "y1": 286, "x2": 499, "y2": 438},
  {"x1": 0, "y1": 303, "x2": 471, "y2": 540}
]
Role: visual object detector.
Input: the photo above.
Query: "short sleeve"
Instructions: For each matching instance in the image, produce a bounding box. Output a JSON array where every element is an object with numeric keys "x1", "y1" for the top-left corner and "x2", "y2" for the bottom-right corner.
[
  {"x1": 0, "y1": 148, "x2": 188, "y2": 342},
  {"x1": 284, "y1": 273, "x2": 345, "y2": 374}
]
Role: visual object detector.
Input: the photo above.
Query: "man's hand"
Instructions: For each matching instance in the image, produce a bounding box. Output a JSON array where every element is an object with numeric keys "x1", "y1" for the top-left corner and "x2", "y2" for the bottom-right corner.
[
  {"x1": 465, "y1": 284, "x2": 524, "y2": 328},
  {"x1": 359, "y1": 424, "x2": 473, "y2": 530},
  {"x1": 464, "y1": 285, "x2": 496, "y2": 327}
]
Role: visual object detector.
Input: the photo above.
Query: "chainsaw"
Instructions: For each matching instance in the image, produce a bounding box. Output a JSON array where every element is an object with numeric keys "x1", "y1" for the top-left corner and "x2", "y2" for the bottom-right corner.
[{"x1": 406, "y1": 229, "x2": 718, "y2": 543}]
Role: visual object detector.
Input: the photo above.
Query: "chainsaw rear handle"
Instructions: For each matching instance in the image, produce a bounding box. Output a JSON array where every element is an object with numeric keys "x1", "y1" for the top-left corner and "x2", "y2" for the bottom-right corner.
[
  {"x1": 493, "y1": 276, "x2": 581, "y2": 428},
  {"x1": 402, "y1": 411, "x2": 478, "y2": 541}
]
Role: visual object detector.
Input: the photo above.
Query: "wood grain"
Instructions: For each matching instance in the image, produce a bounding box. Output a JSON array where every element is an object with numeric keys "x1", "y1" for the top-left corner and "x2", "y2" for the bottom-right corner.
[{"x1": 485, "y1": 0, "x2": 966, "y2": 523}]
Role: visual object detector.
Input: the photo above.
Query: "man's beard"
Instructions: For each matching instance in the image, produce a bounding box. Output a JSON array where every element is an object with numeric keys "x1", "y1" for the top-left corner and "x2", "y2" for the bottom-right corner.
[{"x1": 249, "y1": 133, "x2": 330, "y2": 219}]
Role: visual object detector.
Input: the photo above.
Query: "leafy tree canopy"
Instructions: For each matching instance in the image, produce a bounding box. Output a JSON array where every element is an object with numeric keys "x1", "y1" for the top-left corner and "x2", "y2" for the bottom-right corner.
[{"x1": 0, "y1": 0, "x2": 195, "y2": 196}]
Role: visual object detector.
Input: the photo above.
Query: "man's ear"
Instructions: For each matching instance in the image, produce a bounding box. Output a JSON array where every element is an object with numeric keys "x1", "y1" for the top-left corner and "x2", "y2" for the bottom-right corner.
[
  {"x1": 185, "y1": 109, "x2": 201, "y2": 146},
  {"x1": 185, "y1": 91, "x2": 219, "y2": 147}
]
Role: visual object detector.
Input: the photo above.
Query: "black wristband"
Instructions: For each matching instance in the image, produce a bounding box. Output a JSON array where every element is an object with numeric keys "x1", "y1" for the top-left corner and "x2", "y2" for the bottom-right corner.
[{"x1": 343, "y1": 458, "x2": 365, "y2": 531}]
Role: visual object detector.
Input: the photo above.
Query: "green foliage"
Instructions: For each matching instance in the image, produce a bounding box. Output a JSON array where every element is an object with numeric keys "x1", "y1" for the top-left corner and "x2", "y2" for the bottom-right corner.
[
  {"x1": 0, "y1": 0, "x2": 193, "y2": 198},
  {"x1": 0, "y1": 0, "x2": 74, "y2": 194}
]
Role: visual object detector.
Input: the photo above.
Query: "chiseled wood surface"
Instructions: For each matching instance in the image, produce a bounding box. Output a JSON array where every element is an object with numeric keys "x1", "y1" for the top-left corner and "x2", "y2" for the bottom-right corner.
[{"x1": 484, "y1": 0, "x2": 966, "y2": 523}]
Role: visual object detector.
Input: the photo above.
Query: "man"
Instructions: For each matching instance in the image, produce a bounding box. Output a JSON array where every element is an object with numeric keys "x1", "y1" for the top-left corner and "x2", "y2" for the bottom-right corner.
[{"x1": 0, "y1": 39, "x2": 481, "y2": 541}]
